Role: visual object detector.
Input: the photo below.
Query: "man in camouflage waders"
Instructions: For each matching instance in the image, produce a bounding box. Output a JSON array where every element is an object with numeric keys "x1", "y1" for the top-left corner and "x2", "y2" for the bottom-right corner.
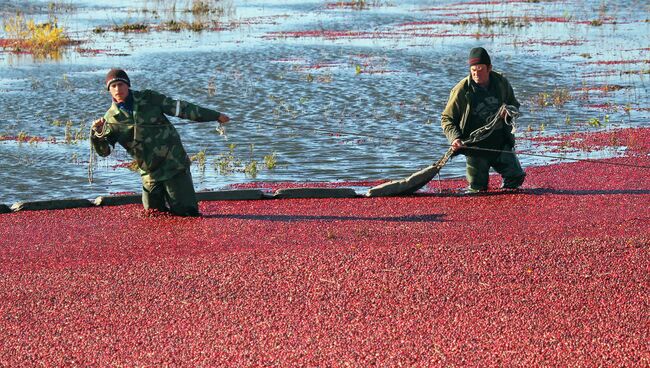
[
  {"x1": 441, "y1": 47, "x2": 526, "y2": 193},
  {"x1": 91, "y1": 69, "x2": 230, "y2": 216}
]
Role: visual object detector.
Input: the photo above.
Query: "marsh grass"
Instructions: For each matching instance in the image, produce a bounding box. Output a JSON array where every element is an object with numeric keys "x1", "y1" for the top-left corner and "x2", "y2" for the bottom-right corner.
[
  {"x1": 536, "y1": 92, "x2": 551, "y2": 107},
  {"x1": 47, "y1": 1, "x2": 76, "y2": 14},
  {"x1": 101, "y1": 12, "x2": 226, "y2": 34},
  {"x1": 589, "y1": 19, "x2": 604, "y2": 26},
  {"x1": 351, "y1": 0, "x2": 371, "y2": 10},
  {"x1": 244, "y1": 144, "x2": 258, "y2": 177},
  {"x1": 587, "y1": 117, "x2": 605, "y2": 127},
  {"x1": 188, "y1": 0, "x2": 212, "y2": 14},
  {"x1": 163, "y1": 20, "x2": 184, "y2": 31},
  {"x1": 214, "y1": 143, "x2": 241, "y2": 175},
  {"x1": 63, "y1": 120, "x2": 88, "y2": 144},
  {"x1": 101, "y1": 20, "x2": 211, "y2": 34},
  {"x1": 244, "y1": 160, "x2": 258, "y2": 177},
  {"x1": 190, "y1": 149, "x2": 207, "y2": 172},
  {"x1": 2, "y1": 13, "x2": 74, "y2": 58},
  {"x1": 535, "y1": 88, "x2": 571, "y2": 108},
  {"x1": 315, "y1": 74, "x2": 333, "y2": 83},
  {"x1": 476, "y1": 16, "x2": 529, "y2": 28},
  {"x1": 212, "y1": 143, "x2": 277, "y2": 177},
  {"x1": 161, "y1": 20, "x2": 208, "y2": 32},
  {"x1": 112, "y1": 23, "x2": 150, "y2": 33},
  {"x1": 552, "y1": 88, "x2": 571, "y2": 107},
  {"x1": 622, "y1": 69, "x2": 650, "y2": 75},
  {"x1": 328, "y1": 1, "x2": 370, "y2": 10},
  {"x1": 264, "y1": 152, "x2": 277, "y2": 170},
  {"x1": 141, "y1": 0, "x2": 234, "y2": 27}
]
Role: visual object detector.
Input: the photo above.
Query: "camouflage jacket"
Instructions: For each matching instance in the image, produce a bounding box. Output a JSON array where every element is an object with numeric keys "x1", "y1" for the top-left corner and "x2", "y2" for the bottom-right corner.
[
  {"x1": 91, "y1": 89, "x2": 221, "y2": 184},
  {"x1": 441, "y1": 71, "x2": 520, "y2": 146}
]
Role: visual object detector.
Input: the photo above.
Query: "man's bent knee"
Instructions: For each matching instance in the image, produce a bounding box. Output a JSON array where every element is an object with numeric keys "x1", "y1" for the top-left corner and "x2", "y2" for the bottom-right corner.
[{"x1": 142, "y1": 184, "x2": 168, "y2": 211}]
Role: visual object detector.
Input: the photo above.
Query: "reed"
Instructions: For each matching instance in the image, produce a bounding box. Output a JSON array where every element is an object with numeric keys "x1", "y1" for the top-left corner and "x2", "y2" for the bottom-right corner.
[
  {"x1": 112, "y1": 23, "x2": 149, "y2": 33},
  {"x1": 244, "y1": 160, "x2": 258, "y2": 177},
  {"x1": 2, "y1": 13, "x2": 72, "y2": 57},
  {"x1": 264, "y1": 152, "x2": 277, "y2": 170},
  {"x1": 190, "y1": 149, "x2": 207, "y2": 172}
]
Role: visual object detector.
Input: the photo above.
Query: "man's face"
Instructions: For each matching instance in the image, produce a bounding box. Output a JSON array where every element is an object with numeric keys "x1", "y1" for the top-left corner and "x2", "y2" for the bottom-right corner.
[
  {"x1": 470, "y1": 64, "x2": 492, "y2": 87},
  {"x1": 109, "y1": 81, "x2": 129, "y2": 102}
]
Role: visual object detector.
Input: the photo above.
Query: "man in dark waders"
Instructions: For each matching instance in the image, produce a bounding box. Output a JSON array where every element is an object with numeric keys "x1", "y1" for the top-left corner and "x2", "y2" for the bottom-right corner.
[
  {"x1": 441, "y1": 47, "x2": 526, "y2": 194},
  {"x1": 91, "y1": 69, "x2": 230, "y2": 216}
]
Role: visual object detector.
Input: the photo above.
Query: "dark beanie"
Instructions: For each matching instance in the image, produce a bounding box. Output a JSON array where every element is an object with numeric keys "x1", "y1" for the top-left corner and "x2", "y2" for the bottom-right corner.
[
  {"x1": 105, "y1": 69, "x2": 130, "y2": 90},
  {"x1": 468, "y1": 47, "x2": 491, "y2": 66}
]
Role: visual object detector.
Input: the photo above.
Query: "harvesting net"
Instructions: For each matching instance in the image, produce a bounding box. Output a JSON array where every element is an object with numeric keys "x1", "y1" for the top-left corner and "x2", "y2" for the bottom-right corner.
[{"x1": 366, "y1": 104, "x2": 519, "y2": 197}]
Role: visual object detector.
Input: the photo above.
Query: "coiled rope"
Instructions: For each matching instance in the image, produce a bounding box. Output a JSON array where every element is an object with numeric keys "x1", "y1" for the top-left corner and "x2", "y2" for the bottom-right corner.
[
  {"x1": 88, "y1": 119, "x2": 111, "y2": 184},
  {"x1": 462, "y1": 104, "x2": 519, "y2": 145}
]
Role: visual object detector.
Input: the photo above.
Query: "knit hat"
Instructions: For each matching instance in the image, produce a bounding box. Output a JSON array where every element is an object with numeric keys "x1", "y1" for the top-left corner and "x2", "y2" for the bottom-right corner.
[
  {"x1": 468, "y1": 47, "x2": 491, "y2": 66},
  {"x1": 105, "y1": 69, "x2": 130, "y2": 90}
]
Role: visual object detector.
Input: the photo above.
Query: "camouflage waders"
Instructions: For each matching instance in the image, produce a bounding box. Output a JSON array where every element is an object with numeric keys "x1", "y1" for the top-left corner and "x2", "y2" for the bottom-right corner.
[{"x1": 142, "y1": 168, "x2": 199, "y2": 216}]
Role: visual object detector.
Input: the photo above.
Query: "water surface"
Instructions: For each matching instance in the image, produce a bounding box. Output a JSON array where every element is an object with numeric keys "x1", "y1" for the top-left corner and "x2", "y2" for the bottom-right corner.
[{"x1": 0, "y1": 0, "x2": 648, "y2": 203}]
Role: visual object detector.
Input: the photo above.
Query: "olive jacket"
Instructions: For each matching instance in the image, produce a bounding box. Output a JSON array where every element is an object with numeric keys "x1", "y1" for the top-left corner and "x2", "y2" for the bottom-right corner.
[
  {"x1": 91, "y1": 89, "x2": 221, "y2": 185},
  {"x1": 441, "y1": 71, "x2": 520, "y2": 147}
]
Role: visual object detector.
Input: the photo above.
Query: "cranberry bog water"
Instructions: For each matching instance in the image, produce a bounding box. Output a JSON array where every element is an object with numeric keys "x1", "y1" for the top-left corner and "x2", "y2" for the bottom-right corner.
[
  {"x1": 0, "y1": 0, "x2": 648, "y2": 202},
  {"x1": 1, "y1": 0, "x2": 649, "y2": 365}
]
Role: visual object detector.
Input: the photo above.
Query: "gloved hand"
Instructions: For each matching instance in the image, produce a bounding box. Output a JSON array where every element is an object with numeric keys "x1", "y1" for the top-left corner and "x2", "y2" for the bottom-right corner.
[
  {"x1": 91, "y1": 118, "x2": 106, "y2": 137},
  {"x1": 217, "y1": 113, "x2": 230, "y2": 124},
  {"x1": 451, "y1": 138, "x2": 465, "y2": 152}
]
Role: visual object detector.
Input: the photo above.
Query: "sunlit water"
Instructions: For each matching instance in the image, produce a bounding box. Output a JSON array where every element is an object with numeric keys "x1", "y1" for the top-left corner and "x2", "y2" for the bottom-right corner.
[{"x1": 0, "y1": 0, "x2": 648, "y2": 204}]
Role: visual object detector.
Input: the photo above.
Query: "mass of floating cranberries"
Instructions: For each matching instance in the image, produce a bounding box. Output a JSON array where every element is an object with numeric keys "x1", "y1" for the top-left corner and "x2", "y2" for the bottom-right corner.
[{"x1": 0, "y1": 128, "x2": 648, "y2": 366}]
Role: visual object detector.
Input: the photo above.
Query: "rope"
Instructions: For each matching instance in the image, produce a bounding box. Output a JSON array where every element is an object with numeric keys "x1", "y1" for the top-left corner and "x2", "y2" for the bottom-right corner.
[
  {"x1": 88, "y1": 128, "x2": 94, "y2": 183},
  {"x1": 462, "y1": 146, "x2": 650, "y2": 169},
  {"x1": 462, "y1": 104, "x2": 519, "y2": 145},
  {"x1": 251, "y1": 117, "x2": 650, "y2": 170},
  {"x1": 87, "y1": 113, "x2": 650, "y2": 174},
  {"x1": 88, "y1": 120, "x2": 111, "y2": 184}
]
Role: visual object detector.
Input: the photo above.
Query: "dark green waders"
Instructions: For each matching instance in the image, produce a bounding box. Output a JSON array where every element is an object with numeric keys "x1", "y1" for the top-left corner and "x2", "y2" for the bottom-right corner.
[
  {"x1": 142, "y1": 168, "x2": 200, "y2": 216},
  {"x1": 465, "y1": 145, "x2": 526, "y2": 191}
]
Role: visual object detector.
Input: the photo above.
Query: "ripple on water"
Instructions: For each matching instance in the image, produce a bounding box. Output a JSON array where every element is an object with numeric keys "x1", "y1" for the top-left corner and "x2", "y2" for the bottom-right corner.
[{"x1": 0, "y1": 0, "x2": 648, "y2": 203}]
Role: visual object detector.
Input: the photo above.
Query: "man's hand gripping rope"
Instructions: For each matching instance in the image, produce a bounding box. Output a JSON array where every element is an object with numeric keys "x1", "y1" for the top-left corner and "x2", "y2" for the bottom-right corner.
[{"x1": 451, "y1": 104, "x2": 520, "y2": 152}]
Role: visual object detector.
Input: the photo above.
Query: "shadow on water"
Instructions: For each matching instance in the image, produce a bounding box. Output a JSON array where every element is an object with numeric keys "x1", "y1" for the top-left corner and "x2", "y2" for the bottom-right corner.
[{"x1": 202, "y1": 213, "x2": 446, "y2": 222}]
